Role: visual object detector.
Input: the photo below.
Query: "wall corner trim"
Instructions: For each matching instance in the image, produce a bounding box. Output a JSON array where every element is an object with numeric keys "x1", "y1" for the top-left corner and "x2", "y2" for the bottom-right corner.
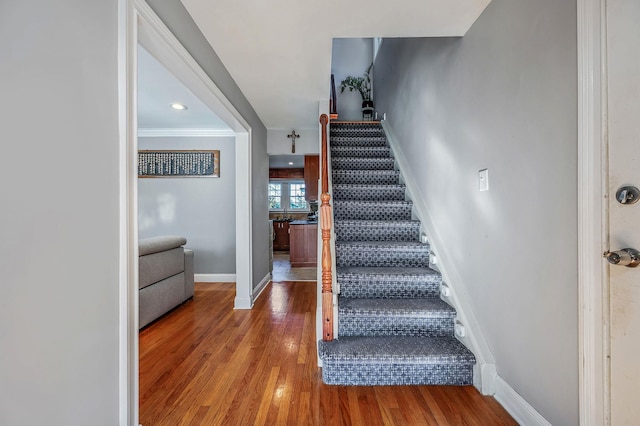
[{"x1": 495, "y1": 376, "x2": 552, "y2": 426}]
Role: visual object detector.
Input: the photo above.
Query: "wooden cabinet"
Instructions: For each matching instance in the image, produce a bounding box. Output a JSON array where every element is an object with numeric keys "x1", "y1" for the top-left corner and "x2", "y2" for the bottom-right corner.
[
  {"x1": 289, "y1": 224, "x2": 318, "y2": 267},
  {"x1": 304, "y1": 155, "x2": 319, "y2": 201},
  {"x1": 273, "y1": 221, "x2": 290, "y2": 251},
  {"x1": 269, "y1": 168, "x2": 304, "y2": 179}
]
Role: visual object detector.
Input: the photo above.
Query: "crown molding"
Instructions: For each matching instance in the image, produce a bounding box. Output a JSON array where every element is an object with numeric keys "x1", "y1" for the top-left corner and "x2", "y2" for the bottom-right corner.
[{"x1": 137, "y1": 127, "x2": 235, "y2": 137}]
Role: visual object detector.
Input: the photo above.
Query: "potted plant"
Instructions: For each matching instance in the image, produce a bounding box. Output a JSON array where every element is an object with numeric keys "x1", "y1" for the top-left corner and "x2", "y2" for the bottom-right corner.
[{"x1": 340, "y1": 63, "x2": 374, "y2": 118}]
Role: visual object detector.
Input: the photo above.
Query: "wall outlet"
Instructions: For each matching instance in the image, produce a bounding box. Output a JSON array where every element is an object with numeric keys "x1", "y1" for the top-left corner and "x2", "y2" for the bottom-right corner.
[{"x1": 478, "y1": 168, "x2": 489, "y2": 191}]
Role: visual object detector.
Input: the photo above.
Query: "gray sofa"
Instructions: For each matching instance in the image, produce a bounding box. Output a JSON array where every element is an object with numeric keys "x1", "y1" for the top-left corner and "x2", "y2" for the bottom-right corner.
[{"x1": 139, "y1": 236, "x2": 194, "y2": 329}]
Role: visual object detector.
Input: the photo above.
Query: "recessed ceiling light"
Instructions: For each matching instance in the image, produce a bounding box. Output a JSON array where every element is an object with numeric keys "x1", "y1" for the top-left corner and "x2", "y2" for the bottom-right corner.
[
  {"x1": 170, "y1": 103, "x2": 188, "y2": 110},
  {"x1": 288, "y1": 162, "x2": 294, "y2": 165}
]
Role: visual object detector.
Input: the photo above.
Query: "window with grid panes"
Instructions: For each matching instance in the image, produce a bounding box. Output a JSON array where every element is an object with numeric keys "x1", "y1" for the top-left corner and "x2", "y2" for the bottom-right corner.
[
  {"x1": 268, "y1": 183, "x2": 282, "y2": 209},
  {"x1": 268, "y1": 181, "x2": 308, "y2": 211}
]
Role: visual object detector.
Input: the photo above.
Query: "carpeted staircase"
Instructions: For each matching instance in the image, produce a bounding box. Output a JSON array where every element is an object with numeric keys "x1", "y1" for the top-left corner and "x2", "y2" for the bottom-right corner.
[{"x1": 318, "y1": 122, "x2": 476, "y2": 386}]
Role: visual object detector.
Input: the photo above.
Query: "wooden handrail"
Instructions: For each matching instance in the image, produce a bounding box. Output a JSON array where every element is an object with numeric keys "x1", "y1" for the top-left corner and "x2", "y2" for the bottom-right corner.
[{"x1": 320, "y1": 113, "x2": 333, "y2": 341}]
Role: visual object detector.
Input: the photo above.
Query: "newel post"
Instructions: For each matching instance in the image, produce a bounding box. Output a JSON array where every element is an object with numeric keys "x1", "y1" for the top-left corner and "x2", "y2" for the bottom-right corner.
[{"x1": 319, "y1": 114, "x2": 333, "y2": 341}]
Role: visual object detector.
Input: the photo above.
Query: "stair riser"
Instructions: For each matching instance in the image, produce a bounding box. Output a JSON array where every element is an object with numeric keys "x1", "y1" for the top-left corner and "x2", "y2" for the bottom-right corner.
[
  {"x1": 339, "y1": 280, "x2": 441, "y2": 299},
  {"x1": 333, "y1": 186, "x2": 406, "y2": 202},
  {"x1": 333, "y1": 202, "x2": 412, "y2": 220},
  {"x1": 330, "y1": 137, "x2": 387, "y2": 148},
  {"x1": 321, "y1": 363, "x2": 474, "y2": 386},
  {"x1": 330, "y1": 127, "x2": 385, "y2": 138},
  {"x1": 331, "y1": 147, "x2": 391, "y2": 158},
  {"x1": 334, "y1": 211, "x2": 412, "y2": 221},
  {"x1": 332, "y1": 158, "x2": 395, "y2": 170},
  {"x1": 332, "y1": 170, "x2": 400, "y2": 185},
  {"x1": 336, "y1": 246, "x2": 429, "y2": 268},
  {"x1": 335, "y1": 223, "x2": 419, "y2": 242},
  {"x1": 339, "y1": 316, "x2": 454, "y2": 337}
]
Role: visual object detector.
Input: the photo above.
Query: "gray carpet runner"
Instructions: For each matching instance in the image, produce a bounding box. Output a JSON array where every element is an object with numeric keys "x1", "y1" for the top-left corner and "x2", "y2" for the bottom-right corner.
[{"x1": 318, "y1": 122, "x2": 475, "y2": 386}]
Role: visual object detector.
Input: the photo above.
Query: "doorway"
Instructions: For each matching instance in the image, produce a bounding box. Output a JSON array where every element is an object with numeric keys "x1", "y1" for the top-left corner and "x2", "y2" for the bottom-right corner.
[
  {"x1": 578, "y1": 0, "x2": 640, "y2": 423},
  {"x1": 121, "y1": 1, "x2": 254, "y2": 423}
]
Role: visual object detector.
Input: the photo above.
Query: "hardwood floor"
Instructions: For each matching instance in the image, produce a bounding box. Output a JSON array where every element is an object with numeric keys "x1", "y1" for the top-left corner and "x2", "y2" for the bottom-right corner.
[{"x1": 139, "y1": 281, "x2": 517, "y2": 425}]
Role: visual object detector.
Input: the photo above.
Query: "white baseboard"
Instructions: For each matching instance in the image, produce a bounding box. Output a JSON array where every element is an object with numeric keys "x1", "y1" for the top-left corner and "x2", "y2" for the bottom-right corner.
[
  {"x1": 474, "y1": 362, "x2": 497, "y2": 395},
  {"x1": 494, "y1": 376, "x2": 551, "y2": 426},
  {"x1": 234, "y1": 273, "x2": 271, "y2": 310},
  {"x1": 195, "y1": 273, "x2": 236, "y2": 283},
  {"x1": 234, "y1": 296, "x2": 252, "y2": 309},
  {"x1": 251, "y1": 273, "x2": 271, "y2": 305}
]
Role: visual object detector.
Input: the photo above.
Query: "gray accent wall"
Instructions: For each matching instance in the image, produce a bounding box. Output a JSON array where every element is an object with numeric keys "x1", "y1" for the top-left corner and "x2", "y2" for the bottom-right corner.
[
  {"x1": 0, "y1": 1, "x2": 120, "y2": 424},
  {"x1": 146, "y1": 0, "x2": 270, "y2": 290},
  {"x1": 373, "y1": 0, "x2": 578, "y2": 424},
  {"x1": 138, "y1": 136, "x2": 236, "y2": 274}
]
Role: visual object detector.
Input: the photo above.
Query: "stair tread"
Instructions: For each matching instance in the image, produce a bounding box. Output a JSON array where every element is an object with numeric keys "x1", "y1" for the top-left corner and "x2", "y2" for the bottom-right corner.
[
  {"x1": 331, "y1": 147, "x2": 391, "y2": 158},
  {"x1": 335, "y1": 219, "x2": 420, "y2": 225},
  {"x1": 333, "y1": 183, "x2": 405, "y2": 188},
  {"x1": 333, "y1": 169, "x2": 398, "y2": 175},
  {"x1": 339, "y1": 297, "x2": 455, "y2": 317},
  {"x1": 332, "y1": 158, "x2": 395, "y2": 170},
  {"x1": 333, "y1": 184, "x2": 406, "y2": 202},
  {"x1": 336, "y1": 241, "x2": 428, "y2": 248},
  {"x1": 318, "y1": 336, "x2": 475, "y2": 364},
  {"x1": 337, "y1": 266, "x2": 439, "y2": 276},
  {"x1": 334, "y1": 200, "x2": 412, "y2": 207}
]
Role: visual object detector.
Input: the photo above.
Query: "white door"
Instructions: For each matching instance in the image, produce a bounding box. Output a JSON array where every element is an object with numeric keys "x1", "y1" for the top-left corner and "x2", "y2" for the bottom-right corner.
[{"x1": 606, "y1": 0, "x2": 640, "y2": 423}]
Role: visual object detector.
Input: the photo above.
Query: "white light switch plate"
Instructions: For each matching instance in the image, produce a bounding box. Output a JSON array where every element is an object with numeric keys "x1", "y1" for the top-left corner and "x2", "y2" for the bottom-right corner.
[{"x1": 478, "y1": 169, "x2": 489, "y2": 191}]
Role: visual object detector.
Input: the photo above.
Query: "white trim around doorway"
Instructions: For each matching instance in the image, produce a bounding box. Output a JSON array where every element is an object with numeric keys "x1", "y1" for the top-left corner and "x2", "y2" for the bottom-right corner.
[
  {"x1": 119, "y1": 0, "x2": 254, "y2": 423},
  {"x1": 577, "y1": 0, "x2": 609, "y2": 424}
]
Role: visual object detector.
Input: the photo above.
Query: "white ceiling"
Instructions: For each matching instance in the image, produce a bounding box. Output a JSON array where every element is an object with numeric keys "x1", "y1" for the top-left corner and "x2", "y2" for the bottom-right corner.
[
  {"x1": 180, "y1": 0, "x2": 490, "y2": 130},
  {"x1": 137, "y1": 45, "x2": 229, "y2": 132},
  {"x1": 269, "y1": 155, "x2": 305, "y2": 169}
]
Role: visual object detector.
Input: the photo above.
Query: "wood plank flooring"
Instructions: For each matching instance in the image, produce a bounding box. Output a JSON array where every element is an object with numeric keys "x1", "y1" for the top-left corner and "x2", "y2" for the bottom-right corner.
[{"x1": 139, "y1": 281, "x2": 517, "y2": 425}]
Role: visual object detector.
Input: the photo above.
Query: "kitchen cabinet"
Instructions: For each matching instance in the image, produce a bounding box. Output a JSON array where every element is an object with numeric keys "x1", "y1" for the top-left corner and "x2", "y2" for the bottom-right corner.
[
  {"x1": 273, "y1": 221, "x2": 290, "y2": 251},
  {"x1": 269, "y1": 168, "x2": 304, "y2": 179},
  {"x1": 289, "y1": 223, "x2": 318, "y2": 267},
  {"x1": 304, "y1": 155, "x2": 319, "y2": 201}
]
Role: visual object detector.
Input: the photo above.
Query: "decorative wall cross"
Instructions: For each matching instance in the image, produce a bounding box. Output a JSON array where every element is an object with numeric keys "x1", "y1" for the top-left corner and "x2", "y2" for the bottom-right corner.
[{"x1": 287, "y1": 130, "x2": 300, "y2": 153}]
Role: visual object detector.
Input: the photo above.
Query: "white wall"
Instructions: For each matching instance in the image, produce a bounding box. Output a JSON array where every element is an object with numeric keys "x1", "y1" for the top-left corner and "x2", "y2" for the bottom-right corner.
[
  {"x1": 0, "y1": 2, "x2": 120, "y2": 424},
  {"x1": 374, "y1": 0, "x2": 578, "y2": 424},
  {"x1": 146, "y1": 0, "x2": 270, "y2": 291},
  {"x1": 138, "y1": 136, "x2": 236, "y2": 274},
  {"x1": 267, "y1": 128, "x2": 319, "y2": 155},
  {"x1": 331, "y1": 38, "x2": 373, "y2": 121}
]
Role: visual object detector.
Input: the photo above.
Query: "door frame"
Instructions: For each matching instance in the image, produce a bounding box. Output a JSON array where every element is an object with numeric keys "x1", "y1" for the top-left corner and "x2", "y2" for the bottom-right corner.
[
  {"x1": 578, "y1": 0, "x2": 609, "y2": 424},
  {"x1": 118, "y1": 0, "x2": 254, "y2": 424}
]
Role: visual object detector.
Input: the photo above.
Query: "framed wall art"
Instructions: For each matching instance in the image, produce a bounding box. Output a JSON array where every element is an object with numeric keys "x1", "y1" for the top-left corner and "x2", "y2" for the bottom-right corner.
[{"x1": 138, "y1": 150, "x2": 220, "y2": 178}]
